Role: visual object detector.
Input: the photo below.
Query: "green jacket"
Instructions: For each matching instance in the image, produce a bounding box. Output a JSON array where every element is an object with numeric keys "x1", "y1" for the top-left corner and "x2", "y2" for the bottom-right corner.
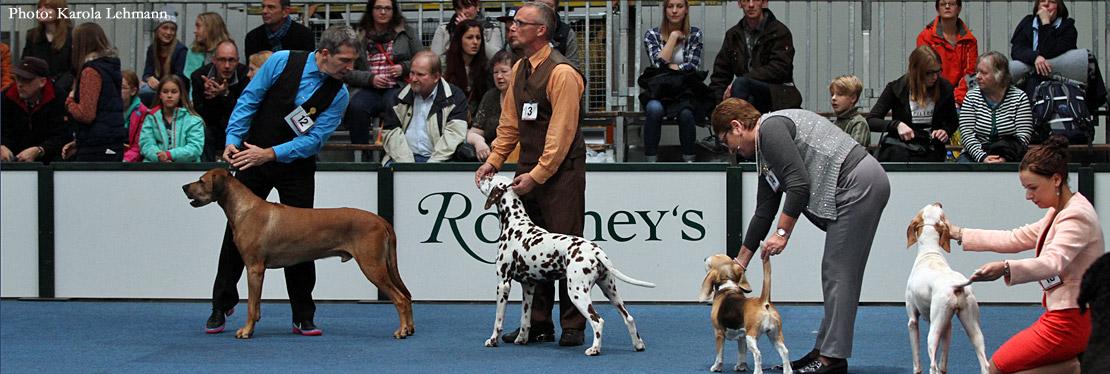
[
  {"x1": 139, "y1": 107, "x2": 205, "y2": 162},
  {"x1": 834, "y1": 107, "x2": 870, "y2": 147}
]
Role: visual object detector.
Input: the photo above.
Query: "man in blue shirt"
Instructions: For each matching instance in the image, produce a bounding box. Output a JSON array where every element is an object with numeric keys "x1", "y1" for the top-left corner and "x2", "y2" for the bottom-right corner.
[{"x1": 206, "y1": 25, "x2": 356, "y2": 336}]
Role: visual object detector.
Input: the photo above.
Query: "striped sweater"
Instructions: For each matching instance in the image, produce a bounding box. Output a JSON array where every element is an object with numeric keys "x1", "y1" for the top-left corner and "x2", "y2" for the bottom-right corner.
[{"x1": 958, "y1": 86, "x2": 1034, "y2": 162}]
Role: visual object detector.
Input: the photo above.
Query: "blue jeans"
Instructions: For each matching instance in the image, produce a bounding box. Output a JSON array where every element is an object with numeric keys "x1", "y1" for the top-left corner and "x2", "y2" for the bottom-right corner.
[
  {"x1": 384, "y1": 153, "x2": 429, "y2": 167},
  {"x1": 345, "y1": 87, "x2": 400, "y2": 144},
  {"x1": 730, "y1": 76, "x2": 773, "y2": 113},
  {"x1": 643, "y1": 100, "x2": 697, "y2": 157}
]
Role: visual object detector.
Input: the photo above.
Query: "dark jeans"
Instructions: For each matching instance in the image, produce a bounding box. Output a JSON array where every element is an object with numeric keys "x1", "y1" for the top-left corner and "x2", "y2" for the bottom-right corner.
[
  {"x1": 730, "y1": 76, "x2": 773, "y2": 113},
  {"x1": 643, "y1": 99, "x2": 697, "y2": 157},
  {"x1": 345, "y1": 87, "x2": 401, "y2": 144},
  {"x1": 211, "y1": 159, "x2": 318, "y2": 323},
  {"x1": 73, "y1": 145, "x2": 124, "y2": 161}
]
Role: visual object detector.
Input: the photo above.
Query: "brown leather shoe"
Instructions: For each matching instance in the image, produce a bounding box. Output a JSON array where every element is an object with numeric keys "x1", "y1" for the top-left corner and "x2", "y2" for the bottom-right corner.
[{"x1": 558, "y1": 329, "x2": 584, "y2": 346}]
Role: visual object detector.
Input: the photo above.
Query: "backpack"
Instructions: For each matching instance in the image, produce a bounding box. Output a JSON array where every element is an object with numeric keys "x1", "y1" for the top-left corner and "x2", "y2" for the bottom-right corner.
[{"x1": 1031, "y1": 78, "x2": 1094, "y2": 145}]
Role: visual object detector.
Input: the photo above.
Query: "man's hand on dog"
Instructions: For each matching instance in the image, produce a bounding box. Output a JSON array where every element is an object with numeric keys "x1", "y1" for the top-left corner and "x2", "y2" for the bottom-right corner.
[
  {"x1": 511, "y1": 174, "x2": 537, "y2": 195},
  {"x1": 229, "y1": 142, "x2": 275, "y2": 171},
  {"x1": 475, "y1": 162, "x2": 498, "y2": 187}
]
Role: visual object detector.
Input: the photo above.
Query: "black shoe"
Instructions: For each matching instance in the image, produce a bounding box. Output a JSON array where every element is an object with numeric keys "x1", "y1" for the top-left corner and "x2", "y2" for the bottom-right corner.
[
  {"x1": 558, "y1": 329, "x2": 585, "y2": 347},
  {"x1": 292, "y1": 320, "x2": 322, "y2": 336},
  {"x1": 501, "y1": 327, "x2": 555, "y2": 343},
  {"x1": 796, "y1": 358, "x2": 848, "y2": 374},
  {"x1": 205, "y1": 308, "x2": 233, "y2": 334}
]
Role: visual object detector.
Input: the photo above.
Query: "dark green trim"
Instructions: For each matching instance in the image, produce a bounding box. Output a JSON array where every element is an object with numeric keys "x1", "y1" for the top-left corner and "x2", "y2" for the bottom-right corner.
[
  {"x1": 1079, "y1": 167, "x2": 1095, "y2": 205},
  {"x1": 387, "y1": 162, "x2": 730, "y2": 172},
  {"x1": 726, "y1": 166, "x2": 743, "y2": 258},
  {"x1": 49, "y1": 162, "x2": 225, "y2": 171},
  {"x1": 376, "y1": 167, "x2": 394, "y2": 302},
  {"x1": 0, "y1": 163, "x2": 44, "y2": 171},
  {"x1": 37, "y1": 166, "x2": 54, "y2": 298},
  {"x1": 316, "y1": 163, "x2": 380, "y2": 172}
]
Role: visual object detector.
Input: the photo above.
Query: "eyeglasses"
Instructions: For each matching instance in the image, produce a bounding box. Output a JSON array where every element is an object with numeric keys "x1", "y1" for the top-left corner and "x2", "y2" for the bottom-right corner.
[
  {"x1": 373, "y1": 6, "x2": 393, "y2": 12},
  {"x1": 925, "y1": 68, "x2": 942, "y2": 75},
  {"x1": 512, "y1": 19, "x2": 543, "y2": 27},
  {"x1": 938, "y1": 1, "x2": 959, "y2": 8}
]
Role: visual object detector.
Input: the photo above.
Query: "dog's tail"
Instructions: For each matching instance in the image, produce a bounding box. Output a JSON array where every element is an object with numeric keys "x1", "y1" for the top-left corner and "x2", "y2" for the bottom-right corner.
[
  {"x1": 759, "y1": 257, "x2": 773, "y2": 305},
  {"x1": 597, "y1": 252, "x2": 656, "y2": 288},
  {"x1": 383, "y1": 220, "x2": 412, "y2": 300}
]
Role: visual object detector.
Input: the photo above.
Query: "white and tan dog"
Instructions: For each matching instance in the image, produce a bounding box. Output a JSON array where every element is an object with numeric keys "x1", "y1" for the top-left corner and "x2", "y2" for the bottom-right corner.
[
  {"x1": 905, "y1": 203, "x2": 989, "y2": 374},
  {"x1": 699, "y1": 254, "x2": 790, "y2": 374},
  {"x1": 478, "y1": 174, "x2": 655, "y2": 356}
]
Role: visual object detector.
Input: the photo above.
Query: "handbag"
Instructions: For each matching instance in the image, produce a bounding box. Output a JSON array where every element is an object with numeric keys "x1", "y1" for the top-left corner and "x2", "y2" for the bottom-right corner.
[
  {"x1": 450, "y1": 142, "x2": 478, "y2": 162},
  {"x1": 875, "y1": 130, "x2": 939, "y2": 162}
]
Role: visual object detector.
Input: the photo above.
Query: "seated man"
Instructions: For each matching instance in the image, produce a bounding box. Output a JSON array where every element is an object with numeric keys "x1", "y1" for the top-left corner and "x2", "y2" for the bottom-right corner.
[
  {"x1": 380, "y1": 50, "x2": 468, "y2": 165},
  {"x1": 1, "y1": 57, "x2": 71, "y2": 163},
  {"x1": 191, "y1": 40, "x2": 251, "y2": 162},
  {"x1": 709, "y1": 0, "x2": 802, "y2": 112}
]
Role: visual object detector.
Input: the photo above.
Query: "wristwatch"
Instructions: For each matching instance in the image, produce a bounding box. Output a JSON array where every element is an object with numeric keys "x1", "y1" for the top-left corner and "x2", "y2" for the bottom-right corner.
[{"x1": 775, "y1": 228, "x2": 790, "y2": 239}]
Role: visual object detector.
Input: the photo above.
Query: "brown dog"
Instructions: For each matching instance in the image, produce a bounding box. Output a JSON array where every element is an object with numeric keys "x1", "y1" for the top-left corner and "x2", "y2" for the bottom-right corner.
[
  {"x1": 699, "y1": 254, "x2": 791, "y2": 373},
  {"x1": 182, "y1": 168, "x2": 414, "y2": 339}
]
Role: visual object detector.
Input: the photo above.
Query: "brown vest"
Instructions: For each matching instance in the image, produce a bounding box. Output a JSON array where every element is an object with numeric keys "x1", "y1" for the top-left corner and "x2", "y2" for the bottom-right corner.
[{"x1": 512, "y1": 49, "x2": 586, "y2": 172}]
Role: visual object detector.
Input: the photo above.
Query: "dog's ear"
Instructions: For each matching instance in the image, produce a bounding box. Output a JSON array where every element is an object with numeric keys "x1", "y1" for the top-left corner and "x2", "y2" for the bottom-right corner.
[
  {"x1": 937, "y1": 222, "x2": 952, "y2": 253},
  {"x1": 211, "y1": 170, "x2": 227, "y2": 199},
  {"x1": 733, "y1": 263, "x2": 752, "y2": 293},
  {"x1": 907, "y1": 213, "x2": 923, "y2": 248},
  {"x1": 484, "y1": 185, "x2": 506, "y2": 210},
  {"x1": 698, "y1": 269, "x2": 719, "y2": 302}
]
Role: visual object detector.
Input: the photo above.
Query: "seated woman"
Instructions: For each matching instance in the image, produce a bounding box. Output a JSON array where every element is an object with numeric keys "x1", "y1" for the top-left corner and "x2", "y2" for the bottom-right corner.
[
  {"x1": 183, "y1": 12, "x2": 231, "y2": 81},
  {"x1": 1009, "y1": 0, "x2": 1106, "y2": 115},
  {"x1": 949, "y1": 135, "x2": 1100, "y2": 374},
  {"x1": 139, "y1": 75, "x2": 205, "y2": 163},
  {"x1": 443, "y1": 19, "x2": 490, "y2": 120},
  {"x1": 916, "y1": 0, "x2": 978, "y2": 106},
  {"x1": 141, "y1": 12, "x2": 189, "y2": 104},
  {"x1": 641, "y1": 0, "x2": 704, "y2": 162},
  {"x1": 868, "y1": 45, "x2": 957, "y2": 162},
  {"x1": 467, "y1": 49, "x2": 515, "y2": 161},
  {"x1": 959, "y1": 52, "x2": 1034, "y2": 163}
]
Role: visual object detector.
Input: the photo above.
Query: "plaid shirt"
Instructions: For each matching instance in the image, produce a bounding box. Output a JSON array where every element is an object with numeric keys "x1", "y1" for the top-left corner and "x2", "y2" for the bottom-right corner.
[
  {"x1": 367, "y1": 40, "x2": 399, "y2": 88},
  {"x1": 643, "y1": 26, "x2": 703, "y2": 71}
]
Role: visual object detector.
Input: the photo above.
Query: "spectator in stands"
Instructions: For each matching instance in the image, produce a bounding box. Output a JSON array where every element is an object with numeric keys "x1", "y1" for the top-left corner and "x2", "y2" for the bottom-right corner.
[
  {"x1": 1, "y1": 43, "x2": 13, "y2": 89},
  {"x1": 868, "y1": 45, "x2": 957, "y2": 162},
  {"x1": 829, "y1": 75, "x2": 869, "y2": 147},
  {"x1": 948, "y1": 135, "x2": 1100, "y2": 374},
  {"x1": 959, "y1": 52, "x2": 1034, "y2": 163},
  {"x1": 343, "y1": 0, "x2": 424, "y2": 145},
  {"x1": 467, "y1": 49, "x2": 516, "y2": 161},
  {"x1": 142, "y1": 10, "x2": 188, "y2": 104},
  {"x1": 244, "y1": 0, "x2": 316, "y2": 58},
  {"x1": 139, "y1": 75, "x2": 205, "y2": 163},
  {"x1": 710, "y1": 0, "x2": 802, "y2": 113},
  {"x1": 916, "y1": 0, "x2": 978, "y2": 106},
  {"x1": 22, "y1": 0, "x2": 74, "y2": 94},
  {"x1": 192, "y1": 40, "x2": 250, "y2": 162},
  {"x1": 534, "y1": 0, "x2": 579, "y2": 66},
  {"x1": 714, "y1": 98, "x2": 889, "y2": 374},
  {"x1": 247, "y1": 51, "x2": 273, "y2": 80},
  {"x1": 641, "y1": 0, "x2": 704, "y2": 162},
  {"x1": 63, "y1": 22, "x2": 126, "y2": 162},
  {"x1": 495, "y1": 8, "x2": 519, "y2": 56},
  {"x1": 380, "y1": 50, "x2": 468, "y2": 165},
  {"x1": 184, "y1": 12, "x2": 232, "y2": 81},
  {"x1": 430, "y1": 0, "x2": 504, "y2": 60},
  {"x1": 443, "y1": 19, "x2": 491, "y2": 119},
  {"x1": 1009, "y1": 0, "x2": 1107, "y2": 113},
  {"x1": 122, "y1": 70, "x2": 151, "y2": 163},
  {"x1": 1, "y1": 57, "x2": 71, "y2": 163}
]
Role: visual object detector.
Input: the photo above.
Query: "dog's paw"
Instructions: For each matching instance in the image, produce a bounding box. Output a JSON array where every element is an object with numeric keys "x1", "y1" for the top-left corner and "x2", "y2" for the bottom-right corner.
[
  {"x1": 633, "y1": 340, "x2": 646, "y2": 352},
  {"x1": 710, "y1": 362, "x2": 723, "y2": 372},
  {"x1": 234, "y1": 328, "x2": 253, "y2": 339},
  {"x1": 484, "y1": 337, "x2": 499, "y2": 347},
  {"x1": 734, "y1": 362, "x2": 748, "y2": 372},
  {"x1": 584, "y1": 346, "x2": 601, "y2": 356},
  {"x1": 514, "y1": 335, "x2": 529, "y2": 345}
]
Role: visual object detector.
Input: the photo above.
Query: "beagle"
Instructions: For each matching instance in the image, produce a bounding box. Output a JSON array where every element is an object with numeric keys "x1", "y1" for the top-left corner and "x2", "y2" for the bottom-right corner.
[{"x1": 699, "y1": 254, "x2": 791, "y2": 373}]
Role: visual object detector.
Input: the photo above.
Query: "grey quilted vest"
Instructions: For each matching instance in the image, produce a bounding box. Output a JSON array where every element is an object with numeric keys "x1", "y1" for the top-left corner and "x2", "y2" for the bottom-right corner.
[{"x1": 756, "y1": 109, "x2": 858, "y2": 220}]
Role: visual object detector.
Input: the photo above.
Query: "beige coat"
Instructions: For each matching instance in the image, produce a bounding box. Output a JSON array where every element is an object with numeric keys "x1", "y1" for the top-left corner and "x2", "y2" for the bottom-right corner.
[{"x1": 381, "y1": 78, "x2": 468, "y2": 165}]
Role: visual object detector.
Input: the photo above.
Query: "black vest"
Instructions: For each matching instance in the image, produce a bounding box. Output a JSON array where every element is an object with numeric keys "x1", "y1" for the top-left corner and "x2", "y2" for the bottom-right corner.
[
  {"x1": 512, "y1": 49, "x2": 586, "y2": 171},
  {"x1": 244, "y1": 51, "x2": 342, "y2": 159},
  {"x1": 73, "y1": 56, "x2": 125, "y2": 147}
]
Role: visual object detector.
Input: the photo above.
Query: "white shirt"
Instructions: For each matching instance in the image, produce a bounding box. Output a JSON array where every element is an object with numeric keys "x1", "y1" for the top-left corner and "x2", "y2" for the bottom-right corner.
[
  {"x1": 405, "y1": 88, "x2": 437, "y2": 158},
  {"x1": 909, "y1": 99, "x2": 936, "y2": 126}
]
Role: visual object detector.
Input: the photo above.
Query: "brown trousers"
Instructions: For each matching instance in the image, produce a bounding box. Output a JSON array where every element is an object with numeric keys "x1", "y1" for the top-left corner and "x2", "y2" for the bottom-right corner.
[{"x1": 516, "y1": 156, "x2": 587, "y2": 332}]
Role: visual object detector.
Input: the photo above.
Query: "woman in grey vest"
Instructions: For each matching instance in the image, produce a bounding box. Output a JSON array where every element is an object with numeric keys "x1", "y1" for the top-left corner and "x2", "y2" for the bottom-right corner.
[{"x1": 712, "y1": 98, "x2": 890, "y2": 374}]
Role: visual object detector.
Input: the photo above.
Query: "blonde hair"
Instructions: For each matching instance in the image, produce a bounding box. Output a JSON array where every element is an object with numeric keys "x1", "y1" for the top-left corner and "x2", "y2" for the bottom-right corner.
[
  {"x1": 711, "y1": 98, "x2": 762, "y2": 135},
  {"x1": 191, "y1": 12, "x2": 231, "y2": 53},
  {"x1": 31, "y1": 0, "x2": 72, "y2": 52},
  {"x1": 248, "y1": 50, "x2": 273, "y2": 69},
  {"x1": 907, "y1": 45, "x2": 942, "y2": 107},
  {"x1": 829, "y1": 75, "x2": 863, "y2": 100},
  {"x1": 659, "y1": 0, "x2": 691, "y2": 39}
]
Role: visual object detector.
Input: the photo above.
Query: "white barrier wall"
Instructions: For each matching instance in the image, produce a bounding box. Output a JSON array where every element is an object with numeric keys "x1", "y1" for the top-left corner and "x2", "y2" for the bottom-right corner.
[
  {"x1": 1, "y1": 170, "x2": 38, "y2": 297},
  {"x1": 391, "y1": 170, "x2": 727, "y2": 302}
]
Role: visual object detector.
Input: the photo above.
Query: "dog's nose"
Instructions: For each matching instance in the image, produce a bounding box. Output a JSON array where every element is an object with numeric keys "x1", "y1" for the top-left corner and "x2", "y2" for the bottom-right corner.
[{"x1": 933, "y1": 202, "x2": 943, "y2": 208}]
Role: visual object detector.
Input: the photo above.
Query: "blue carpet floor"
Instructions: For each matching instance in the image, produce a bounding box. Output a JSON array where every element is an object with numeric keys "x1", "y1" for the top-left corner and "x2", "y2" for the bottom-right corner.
[{"x1": 1, "y1": 300, "x2": 1041, "y2": 373}]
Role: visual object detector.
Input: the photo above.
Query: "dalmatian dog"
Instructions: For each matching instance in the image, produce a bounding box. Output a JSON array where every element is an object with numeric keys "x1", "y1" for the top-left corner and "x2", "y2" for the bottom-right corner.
[{"x1": 479, "y1": 174, "x2": 656, "y2": 356}]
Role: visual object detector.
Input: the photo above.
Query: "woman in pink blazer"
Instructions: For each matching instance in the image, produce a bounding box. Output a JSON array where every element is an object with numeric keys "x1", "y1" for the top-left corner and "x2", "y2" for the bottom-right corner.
[{"x1": 950, "y1": 135, "x2": 1103, "y2": 374}]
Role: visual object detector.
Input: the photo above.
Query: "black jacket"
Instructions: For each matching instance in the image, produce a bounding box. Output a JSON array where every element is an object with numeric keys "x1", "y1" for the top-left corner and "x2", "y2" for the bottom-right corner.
[
  {"x1": 190, "y1": 63, "x2": 250, "y2": 145},
  {"x1": 21, "y1": 26, "x2": 75, "y2": 93},
  {"x1": 868, "y1": 75, "x2": 958, "y2": 162},
  {"x1": 244, "y1": 19, "x2": 316, "y2": 58},
  {"x1": 1010, "y1": 15, "x2": 1077, "y2": 66},
  {"x1": 709, "y1": 10, "x2": 802, "y2": 109},
  {"x1": 1, "y1": 83, "x2": 72, "y2": 162}
]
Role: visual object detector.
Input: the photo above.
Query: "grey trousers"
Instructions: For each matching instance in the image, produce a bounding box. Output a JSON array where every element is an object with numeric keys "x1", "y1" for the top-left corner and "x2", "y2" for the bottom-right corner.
[{"x1": 804, "y1": 155, "x2": 890, "y2": 359}]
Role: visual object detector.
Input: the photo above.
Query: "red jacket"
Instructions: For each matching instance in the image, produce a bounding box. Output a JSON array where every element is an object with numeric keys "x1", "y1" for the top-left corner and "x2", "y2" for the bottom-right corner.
[{"x1": 916, "y1": 17, "x2": 979, "y2": 105}]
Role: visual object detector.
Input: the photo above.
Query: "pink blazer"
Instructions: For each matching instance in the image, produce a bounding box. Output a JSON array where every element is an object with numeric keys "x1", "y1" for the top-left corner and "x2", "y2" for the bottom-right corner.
[{"x1": 963, "y1": 193, "x2": 1105, "y2": 311}]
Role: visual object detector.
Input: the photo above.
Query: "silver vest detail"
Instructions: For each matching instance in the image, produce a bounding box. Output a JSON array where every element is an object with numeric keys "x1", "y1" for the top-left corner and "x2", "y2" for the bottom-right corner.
[{"x1": 756, "y1": 109, "x2": 858, "y2": 220}]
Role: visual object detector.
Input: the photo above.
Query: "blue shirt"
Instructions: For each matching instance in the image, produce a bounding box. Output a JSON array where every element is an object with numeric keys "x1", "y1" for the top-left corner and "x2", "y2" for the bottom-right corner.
[{"x1": 226, "y1": 50, "x2": 350, "y2": 163}]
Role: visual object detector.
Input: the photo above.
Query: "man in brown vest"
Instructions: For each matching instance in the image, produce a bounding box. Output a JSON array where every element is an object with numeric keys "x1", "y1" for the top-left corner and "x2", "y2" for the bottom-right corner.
[{"x1": 474, "y1": 2, "x2": 588, "y2": 347}]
